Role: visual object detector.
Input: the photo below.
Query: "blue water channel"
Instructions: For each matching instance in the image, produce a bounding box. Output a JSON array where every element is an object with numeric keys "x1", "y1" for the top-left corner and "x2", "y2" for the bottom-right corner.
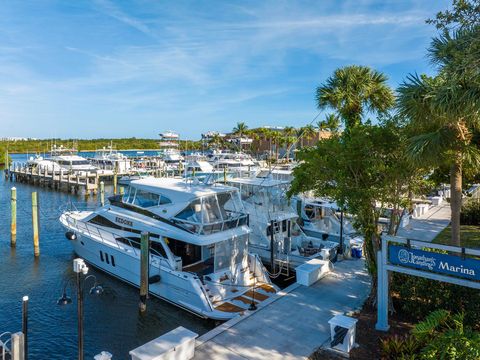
[{"x1": 0, "y1": 154, "x2": 214, "y2": 359}]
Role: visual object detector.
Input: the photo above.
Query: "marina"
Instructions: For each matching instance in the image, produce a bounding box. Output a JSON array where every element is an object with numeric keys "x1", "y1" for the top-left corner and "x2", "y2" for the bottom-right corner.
[{"x1": 1, "y1": 1, "x2": 479, "y2": 359}]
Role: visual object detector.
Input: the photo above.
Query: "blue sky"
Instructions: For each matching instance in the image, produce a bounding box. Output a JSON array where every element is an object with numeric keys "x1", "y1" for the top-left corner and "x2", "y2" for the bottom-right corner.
[{"x1": 0, "y1": 0, "x2": 450, "y2": 140}]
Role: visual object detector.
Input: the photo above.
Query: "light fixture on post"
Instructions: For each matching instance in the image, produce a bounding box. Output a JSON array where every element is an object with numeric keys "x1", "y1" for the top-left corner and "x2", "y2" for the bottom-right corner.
[{"x1": 57, "y1": 258, "x2": 103, "y2": 360}]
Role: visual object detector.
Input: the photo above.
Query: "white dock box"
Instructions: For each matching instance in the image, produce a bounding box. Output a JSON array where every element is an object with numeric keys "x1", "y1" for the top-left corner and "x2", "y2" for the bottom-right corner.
[
  {"x1": 328, "y1": 315, "x2": 358, "y2": 353},
  {"x1": 129, "y1": 327, "x2": 198, "y2": 360},
  {"x1": 295, "y1": 259, "x2": 332, "y2": 286}
]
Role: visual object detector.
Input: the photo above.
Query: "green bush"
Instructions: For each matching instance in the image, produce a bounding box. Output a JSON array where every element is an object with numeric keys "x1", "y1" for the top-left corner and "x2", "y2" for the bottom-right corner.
[
  {"x1": 461, "y1": 200, "x2": 480, "y2": 225},
  {"x1": 391, "y1": 273, "x2": 480, "y2": 330},
  {"x1": 381, "y1": 310, "x2": 480, "y2": 360}
]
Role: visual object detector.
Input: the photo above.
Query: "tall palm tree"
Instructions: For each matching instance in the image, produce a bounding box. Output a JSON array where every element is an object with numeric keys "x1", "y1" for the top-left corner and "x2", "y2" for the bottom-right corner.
[
  {"x1": 316, "y1": 65, "x2": 395, "y2": 129},
  {"x1": 232, "y1": 122, "x2": 248, "y2": 137},
  {"x1": 298, "y1": 124, "x2": 316, "y2": 147},
  {"x1": 397, "y1": 28, "x2": 480, "y2": 246}
]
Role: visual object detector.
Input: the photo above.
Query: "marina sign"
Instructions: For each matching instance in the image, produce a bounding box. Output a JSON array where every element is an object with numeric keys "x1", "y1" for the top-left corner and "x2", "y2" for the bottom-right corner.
[{"x1": 389, "y1": 244, "x2": 480, "y2": 281}]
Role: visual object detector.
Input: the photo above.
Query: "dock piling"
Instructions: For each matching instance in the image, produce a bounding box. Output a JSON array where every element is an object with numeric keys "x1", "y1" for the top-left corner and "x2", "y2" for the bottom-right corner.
[
  {"x1": 139, "y1": 232, "x2": 149, "y2": 312},
  {"x1": 11, "y1": 187, "x2": 17, "y2": 247},
  {"x1": 100, "y1": 181, "x2": 105, "y2": 206},
  {"x1": 32, "y1": 192, "x2": 40, "y2": 257}
]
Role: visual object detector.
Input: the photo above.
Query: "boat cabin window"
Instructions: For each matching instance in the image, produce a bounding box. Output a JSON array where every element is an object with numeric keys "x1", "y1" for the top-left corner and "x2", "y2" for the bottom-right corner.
[
  {"x1": 165, "y1": 238, "x2": 201, "y2": 266},
  {"x1": 125, "y1": 188, "x2": 172, "y2": 208}
]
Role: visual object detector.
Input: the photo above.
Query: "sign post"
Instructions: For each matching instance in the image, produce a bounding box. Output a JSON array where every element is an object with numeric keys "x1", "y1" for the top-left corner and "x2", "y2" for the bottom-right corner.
[{"x1": 375, "y1": 235, "x2": 480, "y2": 331}]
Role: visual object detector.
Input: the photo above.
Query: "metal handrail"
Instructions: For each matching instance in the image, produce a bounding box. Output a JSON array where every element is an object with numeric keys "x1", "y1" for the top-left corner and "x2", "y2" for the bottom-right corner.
[
  {"x1": 0, "y1": 332, "x2": 12, "y2": 360},
  {"x1": 64, "y1": 213, "x2": 165, "y2": 261}
]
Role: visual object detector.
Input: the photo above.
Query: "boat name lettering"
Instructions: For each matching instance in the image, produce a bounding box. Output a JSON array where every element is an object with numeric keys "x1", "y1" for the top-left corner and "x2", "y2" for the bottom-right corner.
[{"x1": 115, "y1": 217, "x2": 133, "y2": 227}]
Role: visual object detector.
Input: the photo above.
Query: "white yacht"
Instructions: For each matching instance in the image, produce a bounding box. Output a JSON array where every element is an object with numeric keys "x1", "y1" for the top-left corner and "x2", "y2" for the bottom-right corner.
[
  {"x1": 90, "y1": 145, "x2": 131, "y2": 174},
  {"x1": 158, "y1": 131, "x2": 184, "y2": 171},
  {"x1": 51, "y1": 145, "x2": 98, "y2": 173},
  {"x1": 208, "y1": 150, "x2": 257, "y2": 172},
  {"x1": 60, "y1": 178, "x2": 277, "y2": 320},
  {"x1": 225, "y1": 177, "x2": 339, "y2": 271},
  {"x1": 292, "y1": 197, "x2": 357, "y2": 243},
  {"x1": 26, "y1": 154, "x2": 62, "y2": 173},
  {"x1": 185, "y1": 160, "x2": 214, "y2": 178}
]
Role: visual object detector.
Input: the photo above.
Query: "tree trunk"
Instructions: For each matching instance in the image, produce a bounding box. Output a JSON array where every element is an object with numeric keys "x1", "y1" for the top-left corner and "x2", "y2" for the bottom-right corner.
[{"x1": 450, "y1": 154, "x2": 462, "y2": 246}]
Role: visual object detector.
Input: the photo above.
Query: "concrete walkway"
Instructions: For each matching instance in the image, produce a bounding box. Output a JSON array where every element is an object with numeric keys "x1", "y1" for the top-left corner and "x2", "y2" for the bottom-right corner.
[
  {"x1": 194, "y1": 259, "x2": 370, "y2": 360},
  {"x1": 397, "y1": 203, "x2": 451, "y2": 242}
]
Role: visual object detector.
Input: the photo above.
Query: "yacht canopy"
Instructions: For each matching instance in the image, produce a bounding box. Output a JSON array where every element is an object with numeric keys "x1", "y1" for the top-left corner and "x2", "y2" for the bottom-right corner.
[{"x1": 130, "y1": 178, "x2": 238, "y2": 203}]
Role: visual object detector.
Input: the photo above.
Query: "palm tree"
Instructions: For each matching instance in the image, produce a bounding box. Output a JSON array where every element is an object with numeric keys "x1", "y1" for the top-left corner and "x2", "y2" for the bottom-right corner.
[
  {"x1": 317, "y1": 113, "x2": 341, "y2": 133},
  {"x1": 232, "y1": 122, "x2": 248, "y2": 137},
  {"x1": 298, "y1": 124, "x2": 316, "y2": 148},
  {"x1": 397, "y1": 28, "x2": 480, "y2": 246},
  {"x1": 282, "y1": 126, "x2": 297, "y2": 160},
  {"x1": 316, "y1": 65, "x2": 395, "y2": 129}
]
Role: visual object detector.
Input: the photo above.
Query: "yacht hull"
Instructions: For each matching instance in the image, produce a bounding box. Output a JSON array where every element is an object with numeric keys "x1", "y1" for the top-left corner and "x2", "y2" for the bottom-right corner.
[{"x1": 67, "y1": 231, "x2": 235, "y2": 321}]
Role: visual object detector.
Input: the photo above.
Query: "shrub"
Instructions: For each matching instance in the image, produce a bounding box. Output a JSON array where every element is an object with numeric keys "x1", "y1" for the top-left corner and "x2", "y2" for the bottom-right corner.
[
  {"x1": 381, "y1": 310, "x2": 480, "y2": 360},
  {"x1": 460, "y1": 200, "x2": 480, "y2": 225},
  {"x1": 391, "y1": 273, "x2": 480, "y2": 330},
  {"x1": 380, "y1": 335, "x2": 420, "y2": 359}
]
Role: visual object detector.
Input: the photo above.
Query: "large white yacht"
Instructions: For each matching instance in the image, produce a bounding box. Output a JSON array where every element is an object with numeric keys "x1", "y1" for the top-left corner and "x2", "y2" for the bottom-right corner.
[
  {"x1": 208, "y1": 150, "x2": 257, "y2": 172},
  {"x1": 51, "y1": 145, "x2": 98, "y2": 173},
  {"x1": 158, "y1": 131, "x2": 184, "y2": 171},
  {"x1": 90, "y1": 145, "x2": 131, "y2": 174},
  {"x1": 60, "y1": 178, "x2": 276, "y2": 320},
  {"x1": 26, "y1": 154, "x2": 62, "y2": 173},
  {"x1": 225, "y1": 176, "x2": 339, "y2": 271}
]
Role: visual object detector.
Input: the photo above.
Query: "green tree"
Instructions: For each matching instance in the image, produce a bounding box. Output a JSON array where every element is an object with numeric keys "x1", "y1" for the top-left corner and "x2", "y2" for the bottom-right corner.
[
  {"x1": 317, "y1": 113, "x2": 341, "y2": 133},
  {"x1": 397, "y1": 23, "x2": 480, "y2": 246},
  {"x1": 232, "y1": 122, "x2": 248, "y2": 137},
  {"x1": 298, "y1": 124, "x2": 316, "y2": 148},
  {"x1": 289, "y1": 119, "x2": 422, "y2": 292},
  {"x1": 316, "y1": 65, "x2": 395, "y2": 129}
]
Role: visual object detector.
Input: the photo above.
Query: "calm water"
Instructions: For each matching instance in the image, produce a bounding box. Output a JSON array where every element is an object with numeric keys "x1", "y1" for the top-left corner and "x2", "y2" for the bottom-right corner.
[{"x1": 0, "y1": 155, "x2": 214, "y2": 359}]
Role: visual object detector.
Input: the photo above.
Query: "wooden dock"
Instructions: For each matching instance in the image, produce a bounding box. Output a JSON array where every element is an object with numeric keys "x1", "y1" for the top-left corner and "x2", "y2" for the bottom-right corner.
[{"x1": 4, "y1": 163, "x2": 111, "y2": 195}]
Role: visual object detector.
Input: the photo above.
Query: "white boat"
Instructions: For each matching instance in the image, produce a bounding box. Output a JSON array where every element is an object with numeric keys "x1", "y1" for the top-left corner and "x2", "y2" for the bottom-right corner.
[
  {"x1": 51, "y1": 145, "x2": 98, "y2": 174},
  {"x1": 158, "y1": 131, "x2": 184, "y2": 171},
  {"x1": 208, "y1": 150, "x2": 257, "y2": 172},
  {"x1": 292, "y1": 197, "x2": 357, "y2": 243},
  {"x1": 26, "y1": 154, "x2": 62, "y2": 173},
  {"x1": 60, "y1": 177, "x2": 277, "y2": 320},
  {"x1": 90, "y1": 145, "x2": 131, "y2": 173},
  {"x1": 226, "y1": 176, "x2": 339, "y2": 271}
]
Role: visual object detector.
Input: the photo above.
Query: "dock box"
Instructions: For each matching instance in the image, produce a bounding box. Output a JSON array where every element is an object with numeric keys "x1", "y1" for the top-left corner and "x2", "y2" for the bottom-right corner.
[
  {"x1": 328, "y1": 314, "x2": 358, "y2": 353},
  {"x1": 295, "y1": 259, "x2": 332, "y2": 286},
  {"x1": 129, "y1": 327, "x2": 198, "y2": 360}
]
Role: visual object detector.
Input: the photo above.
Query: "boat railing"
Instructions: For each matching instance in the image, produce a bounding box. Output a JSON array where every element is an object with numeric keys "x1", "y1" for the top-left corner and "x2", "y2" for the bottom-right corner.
[
  {"x1": 0, "y1": 332, "x2": 11, "y2": 360},
  {"x1": 171, "y1": 213, "x2": 248, "y2": 235},
  {"x1": 63, "y1": 213, "x2": 165, "y2": 261}
]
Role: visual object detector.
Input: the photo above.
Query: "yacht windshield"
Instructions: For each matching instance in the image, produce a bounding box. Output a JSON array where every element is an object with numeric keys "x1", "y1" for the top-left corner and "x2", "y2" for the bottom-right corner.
[{"x1": 173, "y1": 192, "x2": 247, "y2": 234}]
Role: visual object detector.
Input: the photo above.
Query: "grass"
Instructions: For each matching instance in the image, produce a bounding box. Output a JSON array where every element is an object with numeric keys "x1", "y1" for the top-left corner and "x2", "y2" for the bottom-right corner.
[{"x1": 433, "y1": 225, "x2": 480, "y2": 249}]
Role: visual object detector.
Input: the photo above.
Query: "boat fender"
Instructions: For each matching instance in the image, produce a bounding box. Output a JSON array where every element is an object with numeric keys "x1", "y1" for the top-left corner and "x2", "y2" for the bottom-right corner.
[
  {"x1": 148, "y1": 275, "x2": 161, "y2": 284},
  {"x1": 65, "y1": 231, "x2": 77, "y2": 241}
]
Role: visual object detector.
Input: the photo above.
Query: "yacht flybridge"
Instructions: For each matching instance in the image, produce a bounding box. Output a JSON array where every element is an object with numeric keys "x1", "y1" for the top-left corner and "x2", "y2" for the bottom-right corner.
[
  {"x1": 226, "y1": 177, "x2": 339, "y2": 271},
  {"x1": 60, "y1": 178, "x2": 277, "y2": 320}
]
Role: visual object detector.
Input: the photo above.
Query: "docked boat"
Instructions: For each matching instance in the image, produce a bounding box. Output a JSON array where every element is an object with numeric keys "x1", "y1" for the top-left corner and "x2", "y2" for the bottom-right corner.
[
  {"x1": 225, "y1": 176, "x2": 339, "y2": 272},
  {"x1": 59, "y1": 177, "x2": 277, "y2": 320},
  {"x1": 158, "y1": 131, "x2": 184, "y2": 171},
  {"x1": 293, "y1": 197, "x2": 357, "y2": 243},
  {"x1": 89, "y1": 145, "x2": 131, "y2": 173},
  {"x1": 51, "y1": 145, "x2": 98, "y2": 174},
  {"x1": 208, "y1": 150, "x2": 257, "y2": 172},
  {"x1": 26, "y1": 154, "x2": 62, "y2": 173}
]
